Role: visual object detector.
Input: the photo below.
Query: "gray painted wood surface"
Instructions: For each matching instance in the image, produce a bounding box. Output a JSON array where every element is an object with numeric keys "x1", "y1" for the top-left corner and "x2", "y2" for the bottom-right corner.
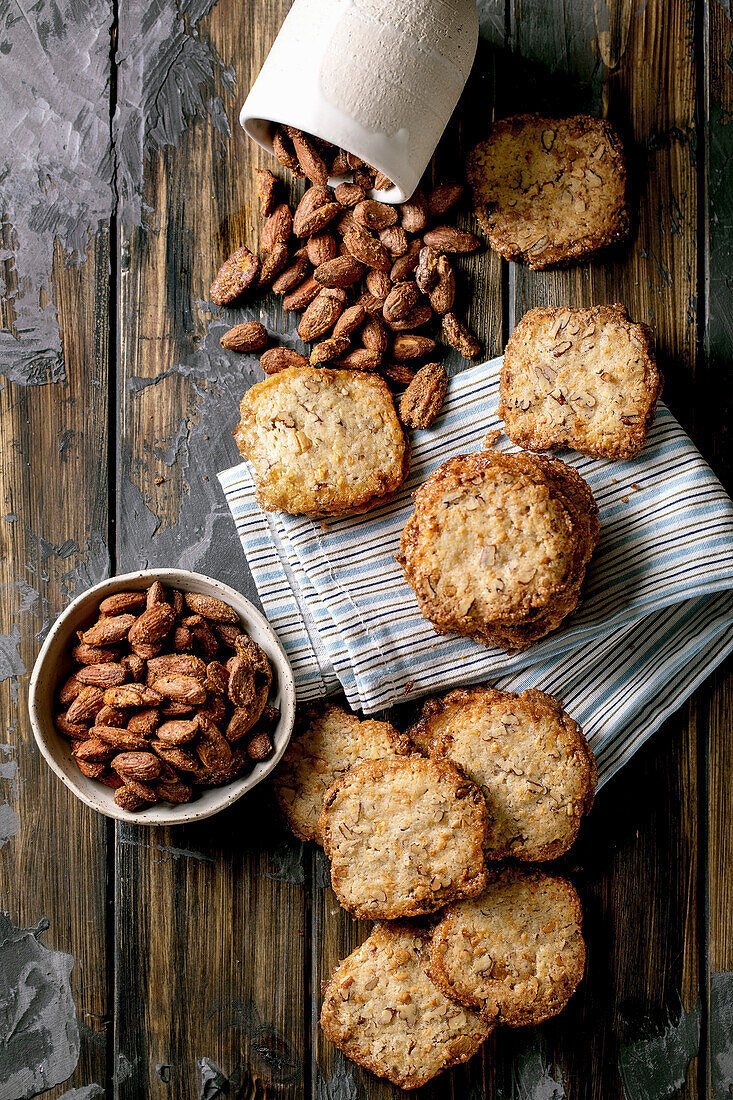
[{"x1": 0, "y1": 0, "x2": 731, "y2": 1097}]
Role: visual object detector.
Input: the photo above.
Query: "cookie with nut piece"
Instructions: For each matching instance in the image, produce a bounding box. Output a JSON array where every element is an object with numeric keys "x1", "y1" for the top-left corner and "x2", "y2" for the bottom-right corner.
[
  {"x1": 233, "y1": 366, "x2": 410, "y2": 517},
  {"x1": 320, "y1": 921, "x2": 492, "y2": 1090},
  {"x1": 319, "y1": 755, "x2": 488, "y2": 919},
  {"x1": 500, "y1": 304, "x2": 662, "y2": 459},
  {"x1": 273, "y1": 702, "x2": 412, "y2": 843},
  {"x1": 408, "y1": 685, "x2": 597, "y2": 860},
  {"x1": 467, "y1": 114, "x2": 630, "y2": 269},
  {"x1": 426, "y1": 866, "x2": 586, "y2": 1026},
  {"x1": 398, "y1": 450, "x2": 599, "y2": 650}
]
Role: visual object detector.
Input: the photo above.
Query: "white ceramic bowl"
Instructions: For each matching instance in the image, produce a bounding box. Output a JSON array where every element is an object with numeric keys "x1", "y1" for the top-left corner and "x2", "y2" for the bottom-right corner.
[
  {"x1": 240, "y1": 0, "x2": 479, "y2": 203},
  {"x1": 28, "y1": 569, "x2": 296, "y2": 825}
]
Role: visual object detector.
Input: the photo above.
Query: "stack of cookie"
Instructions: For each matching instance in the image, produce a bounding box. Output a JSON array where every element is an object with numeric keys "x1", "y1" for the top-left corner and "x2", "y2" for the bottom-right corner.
[
  {"x1": 399, "y1": 449, "x2": 600, "y2": 651},
  {"x1": 273, "y1": 688, "x2": 596, "y2": 1088}
]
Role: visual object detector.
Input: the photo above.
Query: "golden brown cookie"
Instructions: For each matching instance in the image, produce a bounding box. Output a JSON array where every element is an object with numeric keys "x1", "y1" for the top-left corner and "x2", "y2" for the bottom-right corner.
[
  {"x1": 408, "y1": 685, "x2": 597, "y2": 860},
  {"x1": 467, "y1": 114, "x2": 629, "y2": 269},
  {"x1": 398, "y1": 450, "x2": 599, "y2": 650},
  {"x1": 320, "y1": 921, "x2": 492, "y2": 1089},
  {"x1": 272, "y1": 702, "x2": 411, "y2": 844},
  {"x1": 319, "y1": 756, "x2": 488, "y2": 919},
  {"x1": 500, "y1": 304, "x2": 662, "y2": 459},
  {"x1": 234, "y1": 366, "x2": 410, "y2": 517},
  {"x1": 427, "y1": 866, "x2": 585, "y2": 1026}
]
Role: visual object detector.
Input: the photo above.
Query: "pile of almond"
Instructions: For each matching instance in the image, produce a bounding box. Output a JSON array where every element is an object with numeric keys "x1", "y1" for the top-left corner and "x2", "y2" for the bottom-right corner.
[
  {"x1": 55, "y1": 581, "x2": 278, "y2": 812},
  {"x1": 211, "y1": 127, "x2": 484, "y2": 429}
]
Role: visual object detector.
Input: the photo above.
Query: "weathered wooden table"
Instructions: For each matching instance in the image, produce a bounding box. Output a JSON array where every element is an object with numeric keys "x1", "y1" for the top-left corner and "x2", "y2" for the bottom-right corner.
[{"x1": 1, "y1": 0, "x2": 731, "y2": 1096}]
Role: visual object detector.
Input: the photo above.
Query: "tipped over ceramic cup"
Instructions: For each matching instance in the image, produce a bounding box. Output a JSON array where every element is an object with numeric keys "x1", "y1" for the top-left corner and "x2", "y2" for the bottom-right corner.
[{"x1": 240, "y1": 0, "x2": 479, "y2": 203}]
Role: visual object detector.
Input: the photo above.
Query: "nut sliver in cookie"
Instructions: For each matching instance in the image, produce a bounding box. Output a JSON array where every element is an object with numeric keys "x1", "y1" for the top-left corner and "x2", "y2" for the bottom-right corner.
[
  {"x1": 319, "y1": 756, "x2": 488, "y2": 919},
  {"x1": 320, "y1": 921, "x2": 492, "y2": 1089}
]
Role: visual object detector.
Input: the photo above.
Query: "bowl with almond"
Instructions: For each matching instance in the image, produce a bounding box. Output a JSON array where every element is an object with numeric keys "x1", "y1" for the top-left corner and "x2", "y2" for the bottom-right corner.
[{"x1": 28, "y1": 569, "x2": 296, "y2": 823}]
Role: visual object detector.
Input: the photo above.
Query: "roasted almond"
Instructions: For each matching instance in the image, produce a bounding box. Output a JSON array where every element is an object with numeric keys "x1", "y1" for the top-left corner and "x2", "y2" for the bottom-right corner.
[
  {"x1": 427, "y1": 182, "x2": 464, "y2": 217},
  {"x1": 260, "y1": 203, "x2": 293, "y2": 252},
  {"x1": 297, "y1": 291, "x2": 344, "y2": 342},
  {"x1": 66, "y1": 686, "x2": 105, "y2": 725},
  {"x1": 151, "y1": 742, "x2": 199, "y2": 773},
  {"x1": 260, "y1": 347, "x2": 309, "y2": 374},
  {"x1": 112, "y1": 752, "x2": 162, "y2": 783},
  {"x1": 334, "y1": 348, "x2": 382, "y2": 370},
  {"x1": 365, "y1": 269, "x2": 392, "y2": 301},
  {"x1": 55, "y1": 714, "x2": 91, "y2": 740},
  {"x1": 151, "y1": 675, "x2": 207, "y2": 705},
  {"x1": 398, "y1": 362, "x2": 448, "y2": 429},
  {"x1": 272, "y1": 251, "x2": 311, "y2": 295},
  {"x1": 333, "y1": 303, "x2": 366, "y2": 340},
  {"x1": 415, "y1": 246, "x2": 442, "y2": 292},
  {"x1": 422, "y1": 226, "x2": 481, "y2": 253},
  {"x1": 205, "y1": 661, "x2": 230, "y2": 695},
  {"x1": 429, "y1": 256, "x2": 455, "y2": 315},
  {"x1": 272, "y1": 127, "x2": 303, "y2": 177},
  {"x1": 156, "y1": 777, "x2": 194, "y2": 804},
  {"x1": 95, "y1": 705, "x2": 128, "y2": 728},
  {"x1": 220, "y1": 322, "x2": 269, "y2": 352},
  {"x1": 95, "y1": 726, "x2": 152, "y2": 752},
  {"x1": 246, "y1": 733, "x2": 274, "y2": 761},
  {"x1": 361, "y1": 317, "x2": 390, "y2": 356},
  {"x1": 103, "y1": 684, "x2": 163, "y2": 708},
  {"x1": 390, "y1": 239, "x2": 422, "y2": 282},
  {"x1": 127, "y1": 708, "x2": 161, "y2": 735},
  {"x1": 146, "y1": 580, "x2": 166, "y2": 608},
  {"x1": 286, "y1": 128, "x2": 329, "y2": 185},
  {"x1": 385, "y1": 303, "x2": 433, "y2": 332},
  {"x1": 353, "y1": 199, "x2": 399, "y2": 231},
  {"x1": 76, "y1": 663, "x2": 128, "y2": 688},
  {"x1": 99, "y1": 592, "x2": 146, "y2": 616},
  {"x1": 58, "y1": 673, "x2": 84, "y2": 705},
  {"x1": 73, "y1": 737, "x2": 115, "y2": 763},
  {"x1": 310, "y1": 335, "x2": 351, "y2": 365},
  {"x1": 184, "y1": 592, "x2": 238, "y2": 623},
  {"x1": 306, "y1": 232, "x2": 337, "y2": 267},
  {"x1": 314, "y1": 255, "x2": 365, "y2": 288},
  {"x1": 128, "y1": 604, "x2": 175, "y2": 647},
  {"x1": 381, "y1": 361, "x2": 417, "y2": 386},
  {"x1": 147, "y1": 654, "x2": 207, "y2": 681},
  {"x1": 256, "y1": 167, "x2": 278, "y2": 218},
  {"x1": 257, "y1": 243, "x2": 289, "y2": 289},
  {"x1": 383, "y1": 282, "x2": 420, "y2": 323},
  {"x1": 82, "y1": 614, "x2": 136, "y2": 646},
  {"x1": 215, "y1": 624, "x2": 244, "y2": 649},
  {"x1": 113, "y1": 785, "x2": 148, "y2": 812},
  {"x1": 282, "y1": 275, "x2": 322, "y2": 312},
  {"x1": 343, "y1": 224, "x2": 392, "y2": 271},
  {"x1": 378, "y1": 225, "x2": 408, "y2": 257},
  {"x1": 210, "y1": 247, "x2": 260, "y2": 305},
  {"x1": 121, "y1": 654, "x2": 146, "y2": 682},
  {"x1": 334, "y1": 182, "x2": 367, "y2": 208},
  {"x1": 76, "y1": 759, "x2": 107, "y2": 779},
  {"x1": 71, "y1": 643, "x2": 122, "y2": 666},
  {"x1": 441, "y1": 312, "x2": 481, "y2": 358},
  {"x1": 356, "y1": 291, "x2": 386, "y2": 316},
  {"x1": 399, "y1": 189, "x2": 428, "y2": 232},
  {"x1": 391, "y1": 334, "x2": 437, "y2": 361},
  {"x1": 156, "y1": 719, "x2": 199, "y2": 745}
]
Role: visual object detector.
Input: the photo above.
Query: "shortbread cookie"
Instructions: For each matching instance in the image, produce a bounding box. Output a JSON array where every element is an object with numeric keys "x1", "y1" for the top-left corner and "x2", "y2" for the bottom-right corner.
[
  {"x1": 273, "y1": 703, "x2": 411, "y2": 844},
  {"x1": 467, "y1": 114, "x2": 629, "y2": 269},
  {"x1": 427, "y1": 867, "x2": 585, "y2": 1026},
  {"x1": 398, "y1": 450, "x2": 599, "y2": 650},
  {"x1": 409, "y1": 686, "x2": 596, "y2": 860},
  {"x1": 500, "y1": 304, "x2": 662, "y2": 459},
  {"x1": 320, "y1": 922, "x2": 492, "y2": 1089},
  {"x1": 234, "y1": 366, "x2": 410, "y2": 517},
  {"x1": 319, "y1": 756, "x2": 488, "y2": 919}
]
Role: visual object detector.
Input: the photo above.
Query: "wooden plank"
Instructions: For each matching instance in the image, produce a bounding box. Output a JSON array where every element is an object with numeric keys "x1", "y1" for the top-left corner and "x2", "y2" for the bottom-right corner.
[
  {"x1": 499, "y1": 1, "x2": 701, "y2": 1097},
  {"x1": 702, "y1": 2, "x2": 733, "y2": 1097},
  {"x1": 113, "y1": 1, "x2": 308, "y2": 1096},
  {"x1": 0, "y1": 105, "x2": 112, "y2": 1100},
  {"x1": 0, "y1": 0, "x2": 114, "y2": 1092}
]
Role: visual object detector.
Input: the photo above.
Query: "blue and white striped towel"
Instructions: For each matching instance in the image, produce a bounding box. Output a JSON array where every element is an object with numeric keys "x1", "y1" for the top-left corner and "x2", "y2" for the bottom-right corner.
[{"x1": 218, "y1": 356, "x2": 733, "y2": 786}]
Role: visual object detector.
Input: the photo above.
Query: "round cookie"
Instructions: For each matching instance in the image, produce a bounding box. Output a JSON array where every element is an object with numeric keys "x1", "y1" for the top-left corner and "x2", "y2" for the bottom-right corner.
[
  {"x1": 409, "y1": 686, "x2": 597, "y2": 860},
  {"x1": 398, "y1": 450, "x2": 599, "y2": 650},
  {"x1": 500, "y1": 304, "x2": 662, "y2": 460},
  {"x1": 320, "y1": 921, "x2": 492, "y2": 1089},
  {"x1": 426, "y1": 866, "x2": 585, "y2": 1026},
  {"x1": 273, "y1": 702, "x2": 411, "y2": 844},
  {"x1": 319, "y1": 756, "x2": 488, "y2": 919},
  {"x1": 234, "y1": 365, "x2": 410, "y2": 517}
]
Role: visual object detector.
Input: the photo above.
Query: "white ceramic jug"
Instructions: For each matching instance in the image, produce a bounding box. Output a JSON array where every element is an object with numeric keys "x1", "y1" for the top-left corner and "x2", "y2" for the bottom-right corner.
[{"x1": 240, "y1": 0, "x2": 479, "y2": 203}]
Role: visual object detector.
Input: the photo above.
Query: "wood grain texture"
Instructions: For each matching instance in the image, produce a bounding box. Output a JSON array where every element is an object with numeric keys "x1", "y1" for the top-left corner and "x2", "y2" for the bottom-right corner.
[
  {"x1": 0, "y1": 229, "x2": 112, "y2": 1093},
  {"x1": 113, "y1": 1, "x2": 307, "y2": 1096}
]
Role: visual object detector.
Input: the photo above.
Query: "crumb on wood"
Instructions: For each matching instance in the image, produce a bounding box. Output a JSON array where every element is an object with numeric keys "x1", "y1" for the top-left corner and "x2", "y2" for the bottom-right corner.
[
  {"x1": 621, "y1": 495, "x2": 629, "y2": 503},
  {"x1": 403, "y1": 680, "x2": 416, "y2": 695},
  {"x1": 154, "y1": 476, "x2": 165, "y2": 485}
]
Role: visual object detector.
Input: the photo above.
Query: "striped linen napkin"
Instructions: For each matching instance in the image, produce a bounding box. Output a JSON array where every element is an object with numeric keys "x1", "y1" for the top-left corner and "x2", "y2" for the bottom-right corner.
[{"x1": 218, "y1": 356, "x2": 733, "y2": 786}]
